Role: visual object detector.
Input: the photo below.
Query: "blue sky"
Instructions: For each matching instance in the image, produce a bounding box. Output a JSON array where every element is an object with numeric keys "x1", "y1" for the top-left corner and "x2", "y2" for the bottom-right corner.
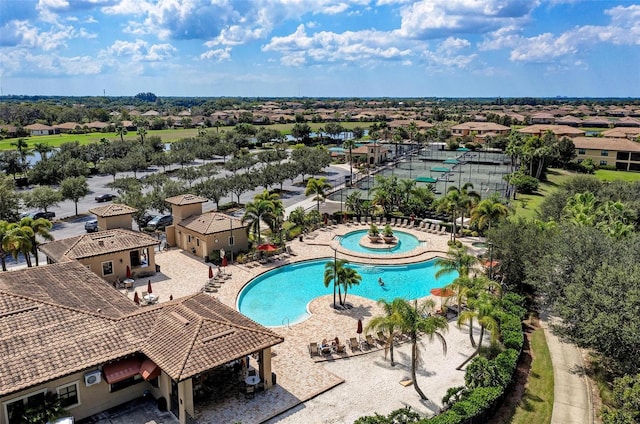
[{"x1": 1, "y1": 0, "x2": 639, "y2": 98}]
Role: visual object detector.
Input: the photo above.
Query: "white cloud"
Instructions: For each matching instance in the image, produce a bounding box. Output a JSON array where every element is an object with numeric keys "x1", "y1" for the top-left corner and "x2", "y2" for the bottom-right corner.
[
  {"x1": 438, "y1": 36, "x2": 470, "y2": 53},
  {"x1": 0, "y1": 48, "x2": 103, "y2": 77},
  {"x1": 101, "y1": 39, "x2": 176, "y2": 62},
  {"x1": 205, "y1": 26, "x2": 267, "y2": 47},
  {"x1": 200, "y1": 47, "x2": 232, "y2": 61}
]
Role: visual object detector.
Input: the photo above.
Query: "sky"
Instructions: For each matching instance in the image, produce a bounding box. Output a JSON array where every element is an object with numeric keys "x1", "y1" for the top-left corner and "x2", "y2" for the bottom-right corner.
[{"x1": 0, "y1": 0, "x2": 639, "y2": 98}]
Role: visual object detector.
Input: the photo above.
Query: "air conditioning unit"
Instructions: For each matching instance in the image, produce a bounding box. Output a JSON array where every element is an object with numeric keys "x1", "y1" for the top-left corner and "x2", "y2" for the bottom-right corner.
[{"x1": 84, "y1": 370, "x2": 102, "y2": 387}]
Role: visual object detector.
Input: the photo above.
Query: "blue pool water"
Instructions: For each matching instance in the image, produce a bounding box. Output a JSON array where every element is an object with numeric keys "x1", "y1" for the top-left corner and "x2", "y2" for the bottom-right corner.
[
  {"x1": 237, "y1": 258, "x2": 457, "y2": 327},
  {"x1": 339, "y1": 229, "x2": 420, "y2": 254}
]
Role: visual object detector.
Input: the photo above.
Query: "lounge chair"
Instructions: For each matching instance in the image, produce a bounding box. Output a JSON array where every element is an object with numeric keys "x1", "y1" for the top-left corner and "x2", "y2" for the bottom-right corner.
[
  {"x1": 309, "y1": 342, "x2": 320, "y2": 357},
  {"x1": 349, "y1": 337, "x2": 361, "y2": 352},
  {"x1": 376, "y1": 332, "x2": 388, "y2": 346},
  {"x1": 365, "y1": 334, "x2": 376, "y2": 349},
  {"x1": 321, "y1": 345, "x2": 333, "y2": 355}
]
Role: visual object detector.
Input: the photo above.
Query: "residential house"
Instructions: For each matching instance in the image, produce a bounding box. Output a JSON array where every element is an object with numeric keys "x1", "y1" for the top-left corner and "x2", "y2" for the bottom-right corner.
[
  {"x1": 39, "y1": 229, "x2": 160, "y2": 283},
  {"x1": 450, "y1": 122, "x2": 510, "y2": 143},
  {"x1": 601, "y1": 127, "x2": 640, "y2": 140},
  {"x1": 572, "y1": 136, "x2": 640, "y2": 171},
  {"x1": 555, "y1": 115, "x2": 583, "y2": 127},
  {"x1": 0, "y1": 261, "x2": 283, "y2": 424},
  {"x1": 518, "y1": 124, "x2": 585, "y2": 138},
  {"x1": 165, "y1": 194, "x2": 249, "y2": 261},
  {"x1": 89, "y1": 203, "x2": 138, "y2": 231},
  {"x1": 347, "y1": 143, "x2": 389, "y2": 167},
  {"x1": 528, "y1": 112, "x2": 555, "y2": 124},
  {"x1": 54, "y1": 122, "x2": 83, "y2": 133},
  {"x1": 24, "y1": 123, "x2": 57, "y2": 136}
]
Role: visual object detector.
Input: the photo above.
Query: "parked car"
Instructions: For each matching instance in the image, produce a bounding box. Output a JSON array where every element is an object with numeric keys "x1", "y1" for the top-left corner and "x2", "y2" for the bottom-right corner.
[
  {"x1": 137, "y1": 212, "x2": 154, "y2": 228},
  {"x1": 95, "y1": 194, "x2": 117, "y2": 203},
  {"x1": 84, "y1": 220, "x2": 99, "y2": 232},
  {"x1": 147, "y1": 215, "x2": 173, "y2": 229},
  {"x1": 21, "y1": 211, "x2": 56, "y2": 220}
]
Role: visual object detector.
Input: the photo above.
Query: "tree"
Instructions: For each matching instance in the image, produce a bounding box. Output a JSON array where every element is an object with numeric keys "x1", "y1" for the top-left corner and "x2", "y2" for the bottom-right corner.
[
  {"x1": 305, "y1": 177, "x2": 332, "y2": 212},
  {"x1": 322, "y1": 258, "x2": 361, "y2": 308},
  {"x1": 0, "y1": 220, "x2": 10, "y2": 271},
  {"x1": 395, "y1": 298, "x2": 448, "y2": 400},
  {"x1": 0, "y1": 175, "x2": 20, "y2": 222},
  {"x1": 19, "y1": 216, "x2": 53, "y2": 267},
  {"x1": 435, "y1": 245, "x2": 478, "y2": 279},
  {"x1": 601, "y1": 373, "x2": 640, "y2": 424},
  {"x1": 2, "y1": 222, "x2": 34, "y2": 267},
  {"x1": 33, "y1": 142, "x2": 53, "y2": 162},
  {"x1": 10, "y1": 138, "x2": 31, "y2": 172},
  {"x1": 22, "y1": 186, "x2": 62, "y2": 214},
  {"x1": 115, "y1": 125, "x2": 128, "y2": 142},
  {"x1": 470, "y1": 194, "x2": 510, "y2": 233},
  {"x1": 60, "y1": 176, "x2": 89, "y2": 216},
  {"x1": 241, "y1": 198, "x2": 274, "y2": 246},
  {"x1": 366, "y1": 298, "x2": 405, "y2": 366}
]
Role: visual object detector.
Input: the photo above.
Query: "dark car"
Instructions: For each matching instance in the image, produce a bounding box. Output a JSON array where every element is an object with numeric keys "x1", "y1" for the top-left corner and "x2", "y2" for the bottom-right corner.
[
  {"x1": 147, "y1": 215, "x2": 173, "y2": 229},
  {"x1": 21, "y1": 211, "x2": 56, "y2": 220},
  {"x1": 136, "y1": 212, "x2": 154, "y2": 228},
  {"x1": 95, "y1": 194, "x2": 117, "y2": 203}
]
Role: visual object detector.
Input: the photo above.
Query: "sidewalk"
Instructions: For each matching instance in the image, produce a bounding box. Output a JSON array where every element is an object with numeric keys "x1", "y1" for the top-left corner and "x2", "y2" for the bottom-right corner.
[{"x1": 541, "y1": 316, "x2": 594, "y2": 424}]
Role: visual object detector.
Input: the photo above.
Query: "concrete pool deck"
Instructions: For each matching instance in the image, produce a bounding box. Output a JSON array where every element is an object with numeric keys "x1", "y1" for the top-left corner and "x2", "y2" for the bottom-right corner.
[{"x1": 122, "y1": 224, "x2": 484, "y2": 423}]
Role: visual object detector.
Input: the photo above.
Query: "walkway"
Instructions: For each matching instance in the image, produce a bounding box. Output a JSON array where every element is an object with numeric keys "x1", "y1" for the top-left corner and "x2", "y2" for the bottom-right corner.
[{"x1": 541, "y1": 316, "x2": 594, "y2": 424}]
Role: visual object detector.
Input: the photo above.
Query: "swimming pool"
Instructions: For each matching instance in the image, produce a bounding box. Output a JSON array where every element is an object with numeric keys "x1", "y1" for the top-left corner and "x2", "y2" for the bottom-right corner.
[
  {"x1": 338, "y1": 229, "x2": 420, "y2": 254},
  {"x1": 237, "y1": 258, "x2": 457, "y2": 327}
]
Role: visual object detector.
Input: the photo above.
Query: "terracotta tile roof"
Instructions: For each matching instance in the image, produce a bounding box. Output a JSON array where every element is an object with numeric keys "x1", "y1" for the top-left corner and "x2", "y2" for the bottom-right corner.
[
  {"x1": 518, "y1": 124, "x2": 585, "y2": 136},
  {"x1": 89, "y1": 203, "x2": 137, "y2": 217},
  {"x1": 165, "y1": 194, "x2": 208, "y2": 205},
  {"x1": 572, "y1": 137, "x2": 640, "y2": 152},
  {"x1": 602, "y1": 127, "x2": 640, "y2": 138},
  {"x1": 25, "y1": 123, "x2": 54, "y2": 130},
  {"x1": 178, "y1": 212, "x2": 245, "y2": 235},
  {"x1": 0, "y1": 266, "x2": 282, "y2": 396},
  {"x1": 54, "y1": 122, "x2": 82, "y2": 129},
  {"x1": 450, "y1": 122, "x2": 510, "y2": 131},
  {"x1": 39, "y1": 229, "x2": 160, "y2": 261}
]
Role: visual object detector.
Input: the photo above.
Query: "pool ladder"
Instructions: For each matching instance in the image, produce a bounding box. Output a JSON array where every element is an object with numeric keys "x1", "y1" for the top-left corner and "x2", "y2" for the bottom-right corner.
[
  {"x1": 333, "y1": 235, "x2": 343, "y2": 242},
  {"x1": 281, "y1": 317, "x2": 290, "y2": 329}
]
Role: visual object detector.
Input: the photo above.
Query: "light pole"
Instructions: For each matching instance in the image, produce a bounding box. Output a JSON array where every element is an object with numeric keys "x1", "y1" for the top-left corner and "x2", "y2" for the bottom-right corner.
[
  {"x1": 229, "y1": 218, "x2": 234, "y2": 263},
  {"x1": 488, "y1": 241, "x2": 494, "y2": 280},
  {"x1": 332, "y1": 246, "x2": 338, "y2": 309}
]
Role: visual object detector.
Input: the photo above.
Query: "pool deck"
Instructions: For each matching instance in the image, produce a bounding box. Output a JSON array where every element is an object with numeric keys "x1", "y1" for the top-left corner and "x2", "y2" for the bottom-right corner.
[{"x1": 122, "y1": 224, "x2": 483, "y2": 423}]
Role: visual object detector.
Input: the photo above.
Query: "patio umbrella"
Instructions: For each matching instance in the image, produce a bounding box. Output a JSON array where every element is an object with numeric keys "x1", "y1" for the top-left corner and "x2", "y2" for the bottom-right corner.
[
  {"x1": 257, "y1": 243, "x2": 278, "y2": 253},
  {"x1": 147, "y1": 280, "x2": 153, "y2": 294},
  {"x1": 208, "y1": 265, "x2": 214, "y2": 279},
  {"x1": 126, "y1": 265, "x2": 131, "y2": 279},
  {"x1": 324, "y1": 215, "x2": 328, "y2": 225},
  {"x1": 133, "y1": 291, "x2": 140, "y2": 306},
  {"x1": 430, "y1": 287, "x2": 455, "y2": 312},
  {"x1": 357, "y1": 318, "x2": 363, "y2": 341},
  {"x1": 221, "y1": 256, "x2": 228, "y2": 267},
  {"x1": 169, "y1": 294, "x2": 173, "y2": 301}
]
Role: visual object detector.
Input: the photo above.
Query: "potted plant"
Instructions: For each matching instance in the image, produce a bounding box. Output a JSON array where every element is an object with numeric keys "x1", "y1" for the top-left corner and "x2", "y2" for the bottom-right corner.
[
  {"x1": 382, "y1": 224, "x2": 396, "y2": 244},
  {"x1": 368, "y1": 223, "x2": 381, "y2": 242}
]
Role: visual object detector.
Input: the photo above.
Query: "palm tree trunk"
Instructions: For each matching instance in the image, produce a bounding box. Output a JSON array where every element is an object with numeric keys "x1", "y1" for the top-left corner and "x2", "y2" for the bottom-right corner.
[
  {"x1": 32, "y1": 246, "x2": 39, "y2": 266},
  {"x1": 411, "y1": 334, "x2": 428, "y2": 400},
  {"x1": 1, "y1": 256, "x2": 6, "y2": 272},
  {"x1": 469, "y1": 317, "x2": 476, "y2": 347}
]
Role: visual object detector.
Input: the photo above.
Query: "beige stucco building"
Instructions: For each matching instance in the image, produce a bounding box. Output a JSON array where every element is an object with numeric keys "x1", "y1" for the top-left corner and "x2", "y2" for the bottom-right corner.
[
  {"x1": 573, "y1": 136, "x2": 640, "y2": 171},
  {"x1": 89, "y1": 203, "x2": 138, "y2": 231},
  {"x1": 165, "y1": 194, "x2": 249, "y2": 261},
  {"x1": 347, "y1": 143, "x2": 389, "y2": 166}
]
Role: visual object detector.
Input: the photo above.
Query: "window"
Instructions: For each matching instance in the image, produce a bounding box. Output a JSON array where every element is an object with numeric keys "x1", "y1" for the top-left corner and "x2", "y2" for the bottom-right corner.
[
  {"x1": 187, "y1": 235, "x2": 191, "y2": 243},
  {"x1": 601, "y1": 150, "x2": 609, "y2": 156},
  {"x1": 56, "y1": 382, "x2": 80, "y2": 409},
  {"x1": 109, "y1": 374, "x2": 143, "y2": 393},
  {"x1": 102, "y1": 261, "x2": 113, "y2": 276},
  {"x1": 600, "y1": 160, "x2": 608, "y2": 166},
  {"x1": 4, "y1": 391, "x2": 46, "y2": 424},
  {"x1": 196, "y1": 239, "x2": 200, "y2": 247},
  {"x1": 228, "y1": 236, "x2": 235, "y2": 246},
  {"x1": 578, "y1": 148, "x2": 586, "y2": 154}
]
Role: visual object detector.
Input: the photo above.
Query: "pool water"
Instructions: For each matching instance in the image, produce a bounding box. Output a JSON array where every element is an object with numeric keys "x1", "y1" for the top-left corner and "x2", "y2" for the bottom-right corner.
[
  {"x1": 237, "y1": 258, "x2": 457, "y2": 327},
  {"x1": 338, "y1": 229, "x2": 420, "y2": 254}
]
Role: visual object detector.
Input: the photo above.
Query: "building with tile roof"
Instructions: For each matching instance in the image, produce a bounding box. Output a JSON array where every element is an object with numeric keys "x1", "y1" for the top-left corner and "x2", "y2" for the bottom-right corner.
[
  {"x1": 39, "y1": 229, "x2": 160, "y2": 284},
  {"x1": 517, "y1": 124, "x2": 585, "y2": 138},
  {"x1": 89, "y1": 203, "x2": 138, "y2": 231},
  {"x1": 572, "y1": 137, "x2": 640, "y2": 171},
  {"x1": 0, "y1": 262, "x2": 283, "y2": 424}
]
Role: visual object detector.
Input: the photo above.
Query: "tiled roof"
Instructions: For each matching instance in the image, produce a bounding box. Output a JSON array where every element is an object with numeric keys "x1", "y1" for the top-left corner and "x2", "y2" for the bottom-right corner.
[
  {"x1": 602, "y1": 127, "x2": 640, "y2": 138},
  {"x1": 89, "y1": 203, "x2": 137, "y2": 217},
  {"x1": 450, "y1": 122, "x2": 510, "y2": 131},
  {"x1": 0, "y1": 265, "x2": 283, "y2": 396},
  {"x1": 178, "y1": 212, "x2": 245, "y2": 235},
  {"x1": 518, "y1": 124, "x2": 585, "y2": 136},
  {"x1": 39, "y1": 229, "x2": 160, "y2": 261},
  {"x1": 573, "y1": 137, "x2": 640, "y2": 152},
  {"x1": 25, "y1": 123, "x2": 54, "y2": 130},
  {"x1": 165, "y1": 194, "x2": 208, "y2": 206}
]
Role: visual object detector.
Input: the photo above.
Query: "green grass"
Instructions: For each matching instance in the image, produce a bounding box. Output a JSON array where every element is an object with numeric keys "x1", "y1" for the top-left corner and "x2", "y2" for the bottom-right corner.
[
  {"x1": 509, "y1": 327, "x2": 554, "y2": 424},
  {"x1": 594, "y1": 169, "x2": 640, "y2": 182},
  {"x1": 511, "y1": 169, "x2": 572, "y2": 219}
]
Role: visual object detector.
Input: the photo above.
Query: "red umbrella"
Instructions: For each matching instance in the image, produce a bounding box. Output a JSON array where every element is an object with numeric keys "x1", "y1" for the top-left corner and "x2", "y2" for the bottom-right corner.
[
  {"x1": 126, "y1": 265, "x2": 131, "y2": 279},
  {"x1": 133, "y1": 291, "x2": 140, "y2": 305},
  {"x1": 147, "y1": 280, "x2": 153, "y2": 294},
  {"x1": 169, "y1": 294, "x2": 173, "y2": 301},
  {"x1": 221, "y1": 256, "x2": 228, "y2": 267},
  {"x1": 208, "y1": 265, "x2": 214, "y2": 279},
  {"x1": 356, "y1": 318, "x2": 363, "y2": 335},
  {"x1": 324, "y1": 215, "x2": 328, "y2": 225},
  {"x1": 257, "y1": 243, "x2": 278, "y2": 252},
  {"x1": 430, "y1": 287, "x2": 455, "y2": 312}
]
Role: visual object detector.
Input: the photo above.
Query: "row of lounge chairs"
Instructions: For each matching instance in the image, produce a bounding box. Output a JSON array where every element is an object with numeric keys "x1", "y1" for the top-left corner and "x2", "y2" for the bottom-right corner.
[
  {"x1": 345, "y1": 216, "x2": 449, "y2": 234},
  {"x1": 243, "y1": 247, "x2": 296, "y2": 268},
  {"x1": 308, "y1": 332, "x2": 391, "y2": 357},
  {"x1": 415, "y1": 221, "x2": 448, "y2": 235}
]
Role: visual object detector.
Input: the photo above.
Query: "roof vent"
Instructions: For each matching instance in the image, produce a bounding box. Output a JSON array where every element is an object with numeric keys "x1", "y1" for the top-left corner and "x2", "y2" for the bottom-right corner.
[
  {"x1": 202, "y1": 329, "x2": 235, "y2": 343},
  {"x1": 98, "y1": 240, "x2": 104, "y2": 246},
  {"x1": 170, "y1": 311, "x2": 190, "y2": 326}
]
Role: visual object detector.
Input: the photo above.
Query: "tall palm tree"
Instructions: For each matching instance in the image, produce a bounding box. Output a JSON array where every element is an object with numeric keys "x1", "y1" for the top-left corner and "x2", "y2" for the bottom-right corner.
[
  {"x1": 470, "y1": 194, "x2": 510, "y2": 233},
  {"x1": 115, "y1": 125, "x2": 128, "y2": 142},
  {"x1": 395, "y1": 298, "x2": 448, "y2": 400},
  {"x1": 323, "y1": 258, "x2": 348, "y2": 308},
  {"x1": 457, "y1": 183, "x2": 481, "y2": 231},
  {"x1": 20, "y1": 216, "x2": 53, "y2": 267},
  {"x1": 10, "y1": 138, "x2": 31, "y2": 172},
  {"x1": 339, "y1": 266, "x2": 361, "y2": 307},
  {"x1": 457, "y1": 291, "x2": 501, "y2": 370},
  {"x1": 241, "y1": 198, "x2": 274, "y2": 246},
  {"x1": 136, "y1": 127, "x2": 147, "y2": 144},
  {"x1": 33, "y1": 142, "x2": 53, "y2": 162},
  {"x1": 0, "y1": 220, "x2": 10, "y2": 271},
  {"x1": 436, "y1": 187, "x2": 461, "y2": 241},
  {"x1": 2, "y1": 223, "x2": 34, "y2": 267},
  {"x1": 366, "y1": 298, "x2": 404, "y2": 366},
  {"x1": 343, "y1": 138, "x2": 356, "y2": 185},
  {"x1": 254, "y1": 190, "x2": 284, "y2": 241},
  {"x1": 305, "y1": 177, "x2": 332, "y2": 212},
  {"x1": 435, "y1": 245, "x2": 478, "y2": 279}
]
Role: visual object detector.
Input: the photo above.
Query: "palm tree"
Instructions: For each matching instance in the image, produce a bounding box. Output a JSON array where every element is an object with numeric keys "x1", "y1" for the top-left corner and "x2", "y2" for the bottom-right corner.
[
  {"x1": 436, "y1": 187, "x2": 461, "y2": 241},
  {"x1": 0, "y1": 220, "x2": 10, "y2": 271},
  {"x1": 241, "y1": 198, "x2": 274, "y2": 246},
  {"x1": 10, "y1": 138, "x2": 31, "y2": 172},
  {"x1": 323, "y1": 258, "x2": 348, "y2": 308},
  {"x1": 254, "y1": 190, "x2": 284, "y2": 242},
  {"x1": 115, "y1": 125, "x2": 128, "y2": 142},
  {"x1": 456, "y1": 291, "x2": 501, "y2": 370},
  {"x1": 435, "y1": 245, "x2": 478, "y2": 279},
  {"x1": 457, "y1": 183, "x2": 481, "y2": 231},
  {"x1": 366, "y1": 298, "x2": 404, "y2": 366},
  {"x1": 343, "y1": 138, "x2": 356, "y2": 185},
  {"x1": 395, "y1": 298, "x2": 448, "y2": 400},
  {"x1": 470, "y1": 194, "x2": 510, "y2": 233},
  {"x1": 305, "y1": 177, "x2": 332, "y2": 212},
  {"x1": 20, "y1": 216, "x2": 53, "y2": 267},
  {"x1": 2, "y1": 223, "x2": 34, "y2": 267},
  {"x1": 339, "y1": 266, "x2": 361, "y2": 307},
  {"x1": 33, "y1": 142, "x2": 53, "y2": 162},
  {"x1": 136, "y1": 127, "x2": 147, "y2": 144}
]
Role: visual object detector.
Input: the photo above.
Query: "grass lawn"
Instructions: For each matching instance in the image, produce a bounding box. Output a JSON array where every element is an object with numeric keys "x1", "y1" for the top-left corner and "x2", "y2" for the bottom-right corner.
[
  {"x1": 511, "y1": 169, "x2": 572, "y2": 219},
  {"x1": 594, "y1": 169, "x2": 640, "y2": 182},
  {"x1": 509, "y1": 326, "x2": 554, "y2": 424}
]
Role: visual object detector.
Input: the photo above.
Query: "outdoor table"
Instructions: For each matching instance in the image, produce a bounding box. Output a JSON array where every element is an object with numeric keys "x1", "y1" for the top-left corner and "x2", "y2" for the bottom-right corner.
[
  {"x1": 123, "y1": 278, "x2": 134, "y2": 289},
  {"x1": 144, "y1": 294, "x2": 158, "y2": 303},
  {"x1": 245, "y1": 375, "x2": 260, "y2": 386}
]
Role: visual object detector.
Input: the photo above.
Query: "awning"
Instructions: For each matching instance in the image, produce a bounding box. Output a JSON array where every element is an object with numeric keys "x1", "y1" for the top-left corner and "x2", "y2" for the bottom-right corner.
[
  {"x1": 103, "y1": 357, "x2": 142, "y2": 384},
  {"x1": 140, "y1": 358, "x2": 161, "y2": 381}
]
